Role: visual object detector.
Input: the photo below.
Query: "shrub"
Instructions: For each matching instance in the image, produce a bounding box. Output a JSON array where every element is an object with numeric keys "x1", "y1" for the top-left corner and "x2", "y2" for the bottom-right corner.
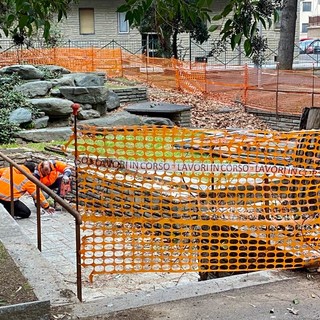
[{"x1": 0, "y1": 74, "x2": 40, "y2": 144}]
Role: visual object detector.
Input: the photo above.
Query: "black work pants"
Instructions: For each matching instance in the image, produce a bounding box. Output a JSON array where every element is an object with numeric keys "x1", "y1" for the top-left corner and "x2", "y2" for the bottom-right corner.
[
  {"x1": 47, "y1": 176, "x2": 63, "y2": 196},
  {"x1": 0, "y1": 199, "x2": 31, "y2": 219}
]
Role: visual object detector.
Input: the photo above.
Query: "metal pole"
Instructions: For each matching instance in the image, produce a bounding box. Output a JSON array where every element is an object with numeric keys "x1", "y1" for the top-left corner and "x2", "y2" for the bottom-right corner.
[
  {"x1": 276, "y1": 62, "x2": 279, "y2": 117},
  {"x1": 72, "y1": 103, "x2": 80, "y2": 212},
  {"x1": 36, "y1": 186, "x2": 42, "y2": 251},
  {"x1": 71, "y1": 103, "x2": 82, "y2": 302},
  {"x1": 9, "y1": 164, "x2": 14, "y2": 217},
  {"x1": 75, "y1": 222, "x2": 82, "y2": 302},
  {"x1": 312, "y1": 63, "x2": 315, "y2": 107},
  {"x1": 189, "y1": 34, "x2": 192, "y2": 70}
]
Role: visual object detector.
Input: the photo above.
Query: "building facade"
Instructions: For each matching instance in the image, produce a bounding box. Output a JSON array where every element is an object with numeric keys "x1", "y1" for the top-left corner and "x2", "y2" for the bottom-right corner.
[{"x1": 300, "y1": 0, "x2": 320, "y2": 39}]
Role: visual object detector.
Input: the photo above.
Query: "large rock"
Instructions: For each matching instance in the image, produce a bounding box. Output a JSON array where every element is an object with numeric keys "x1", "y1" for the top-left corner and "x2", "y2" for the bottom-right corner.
[
  {"x1": 79, "y1": 111, "x2": 143, "y2": 127},
  {"x1": 14, "y1": 127, "x2": 72, "y2": 142},
  {"x1": 106, "y1": 91, "x2": 120, "y2": 111},
  {"x1": 51, "y1": 74, "x2": 76, "y2": 87},
  {"x1": 37, "y1": 65, "x2": 71, "y2": 74},
  {"x1": 0, "y1": 65, "x2": 44, "y2": 80},
  {"x1": 73, "y1": 73, "x2": 105, "y2": 87},
  {"x1": 9, "y1": 107, "x2": 32, "y2": 125},
  {"x1": 29, "y1": 98, "x2": 74, "y2": 118},
  {"x1": 141, "y1": 117, "x2": 175, "y2": 126},
  {"x1": 59, "y1": 86, "x2": 109, "y2": 104},
  {"x1": 15, "y1": 81, "x2": 53, "y2": 98},
  {"x1": 78, "y1": 109, "x2": 101, "y2": 120},
  {"x1": 51, "y1": 72, "x2": 104, "y2": 88}
]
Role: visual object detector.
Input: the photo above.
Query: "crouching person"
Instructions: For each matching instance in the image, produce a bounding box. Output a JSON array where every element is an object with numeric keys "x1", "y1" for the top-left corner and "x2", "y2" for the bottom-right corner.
[
  {"x1": 0, "y1": 161, "x2": 55, "y2": 219},
  {"x1": 34, "y1": 160, "x2": 72, "y2": 197}
]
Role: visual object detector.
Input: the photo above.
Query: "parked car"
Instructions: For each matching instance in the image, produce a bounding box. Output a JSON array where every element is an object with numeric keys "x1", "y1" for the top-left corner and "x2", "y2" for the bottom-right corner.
[{"x1": 300, "y1": 39, "x2": 320, "y2": 54}]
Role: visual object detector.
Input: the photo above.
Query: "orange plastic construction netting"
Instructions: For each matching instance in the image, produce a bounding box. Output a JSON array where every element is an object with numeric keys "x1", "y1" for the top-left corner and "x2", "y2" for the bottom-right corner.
[{"x1": 67, "y1": 125, "x2": 320, "y2": 281}]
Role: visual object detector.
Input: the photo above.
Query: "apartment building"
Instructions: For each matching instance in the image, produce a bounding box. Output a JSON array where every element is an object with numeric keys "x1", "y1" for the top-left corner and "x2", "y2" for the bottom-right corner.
[{"x1": 300, "y1": 0, "x2": 320, "y2": 39}]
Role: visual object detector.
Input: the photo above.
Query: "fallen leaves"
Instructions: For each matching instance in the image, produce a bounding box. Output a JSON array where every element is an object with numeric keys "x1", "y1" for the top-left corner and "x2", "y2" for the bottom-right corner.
[{"x1": 147, "y1": 87, "x2": 271, "y2": 130}]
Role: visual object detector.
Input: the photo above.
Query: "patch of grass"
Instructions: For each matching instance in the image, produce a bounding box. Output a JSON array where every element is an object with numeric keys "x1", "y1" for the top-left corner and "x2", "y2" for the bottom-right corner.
[{"x1": 1, "y1": 140, "x2": 65, "y2": 152}]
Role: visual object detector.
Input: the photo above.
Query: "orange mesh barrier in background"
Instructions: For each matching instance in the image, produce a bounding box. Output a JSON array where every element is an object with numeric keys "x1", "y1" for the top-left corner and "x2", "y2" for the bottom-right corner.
[
  {"x1": 1, "y1": 47, "x2": 319, "y2": 115},
  {"x1": 67, "y1": 126, "x2": 320, "y2": 281}
]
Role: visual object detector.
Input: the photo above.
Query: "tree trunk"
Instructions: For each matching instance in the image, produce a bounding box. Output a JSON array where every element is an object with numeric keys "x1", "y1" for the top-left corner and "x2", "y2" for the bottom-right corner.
[
  {"x1": 277, "y1": 0, "x2": 298, "y2": 70},
  {"x1": 306, "y1": 107, "x2": 320, "y2": 129},
  {"x1": 172, "y1": 28, "x2": 179, "y2": 59}
]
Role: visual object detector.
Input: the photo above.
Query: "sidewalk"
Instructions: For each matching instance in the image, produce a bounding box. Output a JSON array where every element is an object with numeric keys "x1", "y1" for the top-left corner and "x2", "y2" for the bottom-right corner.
[{"x1": 14, "y1": 195, "x2": 199, "y2": 303}]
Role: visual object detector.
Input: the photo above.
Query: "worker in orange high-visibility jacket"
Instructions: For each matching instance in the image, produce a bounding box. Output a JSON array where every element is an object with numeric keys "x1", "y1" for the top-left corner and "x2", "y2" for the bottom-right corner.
[
  {"x1": 34, "y1": 160, "x2": 73, "y2": 197},
  {"x1": 0, "y1": 161, "x2": 55, "y2": 219}
]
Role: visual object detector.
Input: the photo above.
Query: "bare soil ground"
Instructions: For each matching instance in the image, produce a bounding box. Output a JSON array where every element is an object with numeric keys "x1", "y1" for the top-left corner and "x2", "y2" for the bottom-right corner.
[{"x1": 0, "y1": 241, "x2": 37, "y2": 306}]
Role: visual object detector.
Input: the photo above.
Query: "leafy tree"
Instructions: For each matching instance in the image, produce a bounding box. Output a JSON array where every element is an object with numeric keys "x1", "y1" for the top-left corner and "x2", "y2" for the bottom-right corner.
[
  {"x1": 277, "y1": 0, "x2": 298, "y2": 70},
  {"x1": 118, "y1": 0, "x2": 211, "y2": 59},
  {"x1": 118, "y1": 0, "x2": 298, "y2": 69},
  {"x1": 0, "y1": 0, "x2": 76, "y2": 45}
]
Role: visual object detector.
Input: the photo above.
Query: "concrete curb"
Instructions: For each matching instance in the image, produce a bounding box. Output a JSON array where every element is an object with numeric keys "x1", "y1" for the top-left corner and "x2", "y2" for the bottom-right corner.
[
  {"x1": 0, "y1": 207, "x2": 77, "y2": 306},
  {"x1": 0, "y1": 300, "x2": 50, "y2": 320},
  {"x1": 72, "y1": 270, "x2": 295, "y2": 318}
]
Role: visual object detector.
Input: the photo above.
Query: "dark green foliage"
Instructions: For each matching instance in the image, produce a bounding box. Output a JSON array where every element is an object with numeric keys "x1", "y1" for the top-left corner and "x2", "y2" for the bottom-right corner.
[
  {"x1": 118, "y1": 0, "x2": 211, "y2": 59},
  {"x1": 0, "y1": 74, "x2": 39, "y2": 144},
  {"x1": 210, "y1": 0, "x2": 282, "y2": 57},
  {"x1": 37, "y1": 66, "x2": 62, "y2": 80},
  {"x1": 0, "y1": 0, "x2": 77, "y2": 45}
]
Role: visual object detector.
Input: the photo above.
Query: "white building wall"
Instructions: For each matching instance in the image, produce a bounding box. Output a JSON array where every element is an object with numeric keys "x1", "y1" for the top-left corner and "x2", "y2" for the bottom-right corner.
[
  {"x1": 59, "y1": 0, "x2": 141, "y2": 45},
  {"x1": 300, "y1": 0, "x2": 320, "y2": 39}
]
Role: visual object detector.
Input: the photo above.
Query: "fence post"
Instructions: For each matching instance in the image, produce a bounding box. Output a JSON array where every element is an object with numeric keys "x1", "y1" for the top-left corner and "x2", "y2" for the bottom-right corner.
[
  {"x1": 71, "y1": 103, "x2": 82, "y2": 303},
  {"x1": 276, "y1": 63, "x2": 279, "y2": 117},
  {"x1": 312, "y1": 63, "x2": 315, "y2": 107},
  {"x1": 91, "y1": 46, "x2": 94, "y2": 72},
  {"x1": 243, "y1": 64, "x2": 248, "y2": 111}
]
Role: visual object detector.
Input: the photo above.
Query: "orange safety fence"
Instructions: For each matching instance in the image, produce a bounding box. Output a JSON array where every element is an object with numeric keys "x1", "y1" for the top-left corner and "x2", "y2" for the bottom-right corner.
[
  {"x1": 0, "y1": 47, "x2": 123, "y2": 77},
  {"x1": 1, "y1": 46, "x2": 320, "y2": 114},
  {"x1": 65, "y1": 125, "x2": 320, "y2": 281}
]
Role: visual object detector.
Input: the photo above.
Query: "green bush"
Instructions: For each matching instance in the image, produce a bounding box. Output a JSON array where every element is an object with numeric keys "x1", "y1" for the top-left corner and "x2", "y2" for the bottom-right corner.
[{"x1": 0, "y1": 74, "x2": 37, "y2": 144}]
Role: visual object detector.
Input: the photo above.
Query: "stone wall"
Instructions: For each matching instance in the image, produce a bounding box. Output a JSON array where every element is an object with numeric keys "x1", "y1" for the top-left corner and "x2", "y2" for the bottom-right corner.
[
  {"x1": 112, "y1": 87, "x2": 147, "y2": 103},
  {"x1": 247, "y1": 108, "x2": 301, "y2": 131}
]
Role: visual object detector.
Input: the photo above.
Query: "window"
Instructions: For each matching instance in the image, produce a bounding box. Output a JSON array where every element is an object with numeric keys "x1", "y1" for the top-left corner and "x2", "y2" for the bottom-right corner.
[
  {"x1": 79, "y1": 8, "x2": 94, "y2": 34},
  {"x1": 274, "y1": 9, "x2": 281, "y2": 29},
  {"x1": 302, "y1": 23, "x2": 309, "y2": 33},
  {"x1": 303, "y1": 2, "x2": 312, "y2": 12},
  {"x1": 118, "y1": 12, "x2": 129, "y2": 33}
]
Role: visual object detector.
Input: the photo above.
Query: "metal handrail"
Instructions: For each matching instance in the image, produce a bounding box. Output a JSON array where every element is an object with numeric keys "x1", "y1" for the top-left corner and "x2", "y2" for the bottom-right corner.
[{"x1": 0, "y1": 151, "x2": 83, "y2": 302}]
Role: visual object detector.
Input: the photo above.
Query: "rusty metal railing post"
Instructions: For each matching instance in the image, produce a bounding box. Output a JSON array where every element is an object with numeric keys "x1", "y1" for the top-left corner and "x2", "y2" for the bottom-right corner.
[
  {"x1": 9, "y1": 164, "x2": 14, "y2": 217},
  {"x1": 276, "y1": 62, "x2": 279, "y2": 118},
  {"x1": 36, "y1": 185, "x2": 42, "y2": 251},
  {"x1": 72, "y1": 102, "x2": 82, "y2": 302},
  {"x1": 72, "y1": 103, "x2": 80, "y2": 212}
]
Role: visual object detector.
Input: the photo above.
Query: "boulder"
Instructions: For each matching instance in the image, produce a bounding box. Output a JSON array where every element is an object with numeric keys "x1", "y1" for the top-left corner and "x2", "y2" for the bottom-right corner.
[
  {"x1": 29, "y1": 98, "x2": 74, "y2": 118},
  {"x1": 37, "y1": 65, "x2": 71, "y2": 74},
  {"x1": 78, "y1": 109, "x2": 101, "y2": 120},
  {"x1": 106, "y1": 91, "x2": 120, "y2": 111},
  {"x1": 9, "y1": 107, "x2": 32, "y2": 125},
  {"x1": 141, "y1": 117, "x2": 175, "y2": 126},
  {"x1": 0, "y1": 65, "x2": 44, "y2": 80},
  {"x1": 14, "y1": 127, "x2": 72, "y2": 142},
  {"x1": 73, "y1": 73, "x2": 105, "y2": 87},
  {"x1": 51, "y1": 74, "x2": 75, "y2": 87},
  {"x1": 32, "y1": 116, "x2": 49, "y2": 129},
  {"x1": 59, "y1": 86, "x2": 109, "y2": 104},
  {"x1": 15, "y1": 81, "x2": 53, "y2": 98},
  {"x1": 79, "y1": 111, "x2": 143, "y2": 127}
]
